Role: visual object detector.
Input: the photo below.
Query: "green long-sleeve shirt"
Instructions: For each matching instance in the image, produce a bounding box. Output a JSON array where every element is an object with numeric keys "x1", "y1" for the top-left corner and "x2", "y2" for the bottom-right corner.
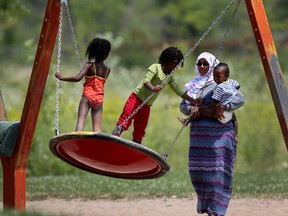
[{"x1": 134, "y1": 63, "x2": 186, "y2": 106}]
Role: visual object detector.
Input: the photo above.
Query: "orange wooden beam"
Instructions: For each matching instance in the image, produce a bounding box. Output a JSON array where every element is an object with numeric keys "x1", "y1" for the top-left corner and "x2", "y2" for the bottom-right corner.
[
  {"x1": 245, "y1": 0, "x2": 288, "y2": 150},
  {"x1": 1, "y1": 0, "x2": 60, "y2": 209}
]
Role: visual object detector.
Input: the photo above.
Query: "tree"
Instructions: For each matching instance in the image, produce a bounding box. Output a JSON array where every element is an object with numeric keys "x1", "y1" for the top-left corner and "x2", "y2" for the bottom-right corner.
[{"x1": 0, "y1": 0, "x2": 27, "y2": 27}]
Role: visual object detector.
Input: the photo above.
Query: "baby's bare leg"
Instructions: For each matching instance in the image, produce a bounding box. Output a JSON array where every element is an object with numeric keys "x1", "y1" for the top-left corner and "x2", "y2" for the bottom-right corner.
[{"x1": 177, "y1": 116, "x2": 190, "y2": 126}]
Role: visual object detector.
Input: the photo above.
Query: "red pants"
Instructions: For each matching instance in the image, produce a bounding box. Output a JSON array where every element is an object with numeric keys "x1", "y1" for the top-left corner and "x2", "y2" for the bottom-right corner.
[{"x1": 117, "y1": 92, "x2": 150, "y2": 142}]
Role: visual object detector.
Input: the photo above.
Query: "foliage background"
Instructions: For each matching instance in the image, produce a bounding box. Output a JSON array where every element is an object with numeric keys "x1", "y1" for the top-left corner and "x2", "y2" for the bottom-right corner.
[{"x1": 0, "y1": 0, "x2": 287, "y2": 177}]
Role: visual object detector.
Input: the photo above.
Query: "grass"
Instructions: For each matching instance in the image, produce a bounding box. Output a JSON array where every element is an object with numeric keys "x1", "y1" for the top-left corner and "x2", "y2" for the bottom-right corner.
[
  {"x1": 1, "y1": 170, "x2": 287, "y2": 202},
  {"x1": 233, "y1": 171, "x2": 288, "y2": 197},
  {"x1": 24, "y1": 170, "x2": 192, "y2": 201}
]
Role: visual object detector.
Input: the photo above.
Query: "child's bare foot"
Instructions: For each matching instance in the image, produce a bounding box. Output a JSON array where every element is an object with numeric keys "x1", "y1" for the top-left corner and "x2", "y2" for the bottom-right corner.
[
  {"x1": 112, "y1": 125, "x2": 123, "y2": 136},
  {"x1": 177, "y1": 116, "x2": 189, "y2": 126}
]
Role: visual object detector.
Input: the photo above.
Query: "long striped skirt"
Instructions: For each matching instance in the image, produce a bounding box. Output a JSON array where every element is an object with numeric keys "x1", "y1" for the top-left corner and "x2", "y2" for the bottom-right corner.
[{"x1": 188, "y1": 117, "x2": 237, "y2": 216}]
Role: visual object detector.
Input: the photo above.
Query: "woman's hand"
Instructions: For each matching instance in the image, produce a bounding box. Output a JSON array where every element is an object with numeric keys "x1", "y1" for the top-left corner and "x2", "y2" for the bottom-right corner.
[
  {"x1": 214, "y1": 105, "x2": 225, "y2": 120},
  {"x1": 189, "y1": 106, "x2": 200, "y2": 120}
]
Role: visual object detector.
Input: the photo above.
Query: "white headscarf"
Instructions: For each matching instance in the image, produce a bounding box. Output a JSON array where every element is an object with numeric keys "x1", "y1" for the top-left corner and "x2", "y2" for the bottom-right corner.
[{"x1": 185, "y1": 52, "x2": 220, "y2": 99}]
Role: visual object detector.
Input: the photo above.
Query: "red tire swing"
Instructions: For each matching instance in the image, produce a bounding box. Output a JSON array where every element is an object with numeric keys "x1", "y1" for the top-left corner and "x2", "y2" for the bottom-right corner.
[
  {"x1": 49, "y1": 132, "x2": 170, "y2": 179},
  {"x1": 49, "y1": 0, "x2": 239, "y2": 179}
]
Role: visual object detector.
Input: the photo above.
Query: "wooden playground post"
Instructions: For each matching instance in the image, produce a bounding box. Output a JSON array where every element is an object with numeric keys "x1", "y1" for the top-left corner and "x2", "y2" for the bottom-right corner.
[
  {"x1": 245, "y1": 0, "x2": 288, "y2": 150},
  {"x1": 1, "y1": 0, "x2": 60, "y2": 210}
]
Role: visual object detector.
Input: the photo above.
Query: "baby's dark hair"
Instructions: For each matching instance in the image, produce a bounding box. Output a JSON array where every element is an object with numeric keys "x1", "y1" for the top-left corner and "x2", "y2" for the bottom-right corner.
[
  {"x1": 215, "y1": 62, "x2": 230, "y2": 77},
  {"x1": 85, "y1": 38, "x2": 111, "y2": 62},
  {"x1": 158, "y1": 47, "x2": 184, "y2": 67}
]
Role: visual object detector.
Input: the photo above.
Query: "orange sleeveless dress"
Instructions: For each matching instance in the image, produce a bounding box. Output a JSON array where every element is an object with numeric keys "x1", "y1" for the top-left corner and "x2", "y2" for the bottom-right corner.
[{"x1": 82, "y1": 66, "x2": 108, "y2": 109}]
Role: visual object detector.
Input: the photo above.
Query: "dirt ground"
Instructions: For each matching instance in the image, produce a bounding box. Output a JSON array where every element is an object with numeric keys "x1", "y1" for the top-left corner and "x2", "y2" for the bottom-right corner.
[{"x1": 18, "y1": 197, "x2": 288, "y2": 216}]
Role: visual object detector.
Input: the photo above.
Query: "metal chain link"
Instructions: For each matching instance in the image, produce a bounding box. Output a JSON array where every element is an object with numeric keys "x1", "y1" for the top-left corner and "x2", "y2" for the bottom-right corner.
[
  {"x1": 64, "y1": 3, "x2": 82, "y2": 69},
  {"x1": 118, "y1": 0, "x2": 238, "y2": 132},
  {"x1": 55, "y1": 2, "x2": 64, "y2": 135},
  {"x1": 198, "y1": 0, "x2": 242, "y2": 99},
  {"x1": 54, "y1": 0, "x2": 83, "y2": 135},
  {"x1": 163, "y1": 0, "x2": 242, "y2": 160}
]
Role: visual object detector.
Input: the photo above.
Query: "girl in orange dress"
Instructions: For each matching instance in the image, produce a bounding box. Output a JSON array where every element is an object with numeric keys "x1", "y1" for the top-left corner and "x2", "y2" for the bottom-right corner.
[{"x1": 55, "y1": 38, "x2": 111, "y2": 132}]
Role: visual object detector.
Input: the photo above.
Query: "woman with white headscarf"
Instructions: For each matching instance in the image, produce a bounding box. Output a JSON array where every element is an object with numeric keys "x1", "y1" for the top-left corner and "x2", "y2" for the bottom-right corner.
[
  {"x1": 179, "y1": 52, "x2": 244, "y2": 216},
  {"x1": 184, "y1": 52, "x2": 220, "y2": 100}
]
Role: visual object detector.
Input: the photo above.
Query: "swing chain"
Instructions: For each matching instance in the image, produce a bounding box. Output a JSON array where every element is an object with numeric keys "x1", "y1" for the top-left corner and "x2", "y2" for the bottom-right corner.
[
  {"x1": 55, "y1": 1, "x2": 82, "y2": 135},
  {"x1": 118, "y1": 0, "x2": 238, "y2": 133},
  {"x1": 55, "y1": 2, "x2": 64, "y2": 136},
  {"x1": 64, "y1": 3, "x2": 82, "y2": 69},
  {"x1": 199, "y1": 0, "x2": 242, "y2": 100},
  {"x1": 163, "y1": 0, "x2": 241, "y2": 160},
  {"x1": 163, "y1": 122, "x2": 187, "y2": 160}
]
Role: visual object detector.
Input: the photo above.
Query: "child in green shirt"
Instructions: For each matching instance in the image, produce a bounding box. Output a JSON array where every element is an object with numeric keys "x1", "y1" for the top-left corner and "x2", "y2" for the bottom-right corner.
[{"x1": 112, "y1": 47, "x2": 198, "y2": 143}]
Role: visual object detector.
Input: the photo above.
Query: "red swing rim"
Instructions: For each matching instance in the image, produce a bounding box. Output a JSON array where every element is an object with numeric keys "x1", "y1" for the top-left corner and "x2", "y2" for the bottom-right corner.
[{"x1": 49, "y1": 132, "x2": 170, "y2": 179}]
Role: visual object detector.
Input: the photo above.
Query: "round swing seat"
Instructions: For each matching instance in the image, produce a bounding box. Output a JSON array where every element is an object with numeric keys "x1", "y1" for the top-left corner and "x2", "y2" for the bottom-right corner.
[{"x1": 49, "y1": 132, "x2": 170, "y2": 179}]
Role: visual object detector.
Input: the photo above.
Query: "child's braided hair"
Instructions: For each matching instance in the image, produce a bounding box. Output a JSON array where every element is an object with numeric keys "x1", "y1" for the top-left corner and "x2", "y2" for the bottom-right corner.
[
  {"x1": 158, "y1": 47, "x2": 184, "y2": 67},
  {"x1": 86, "y1": 38, "x2": 111, "y2": 62}
]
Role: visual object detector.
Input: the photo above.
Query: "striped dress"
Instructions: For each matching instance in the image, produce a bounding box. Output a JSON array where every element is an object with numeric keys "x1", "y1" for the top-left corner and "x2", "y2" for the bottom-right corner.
[
  {"x1": 189, "y1": 117, "x2": 236, "y2": 216},
  {"x1": 179, "y1": 84, "x2": 242, "y2": 216}
]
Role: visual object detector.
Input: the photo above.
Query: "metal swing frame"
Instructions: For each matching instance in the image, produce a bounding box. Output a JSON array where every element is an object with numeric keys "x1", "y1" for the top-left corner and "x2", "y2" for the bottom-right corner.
[{"x1": 1, "y1": 0, "x2": 287, "y2": 211}]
